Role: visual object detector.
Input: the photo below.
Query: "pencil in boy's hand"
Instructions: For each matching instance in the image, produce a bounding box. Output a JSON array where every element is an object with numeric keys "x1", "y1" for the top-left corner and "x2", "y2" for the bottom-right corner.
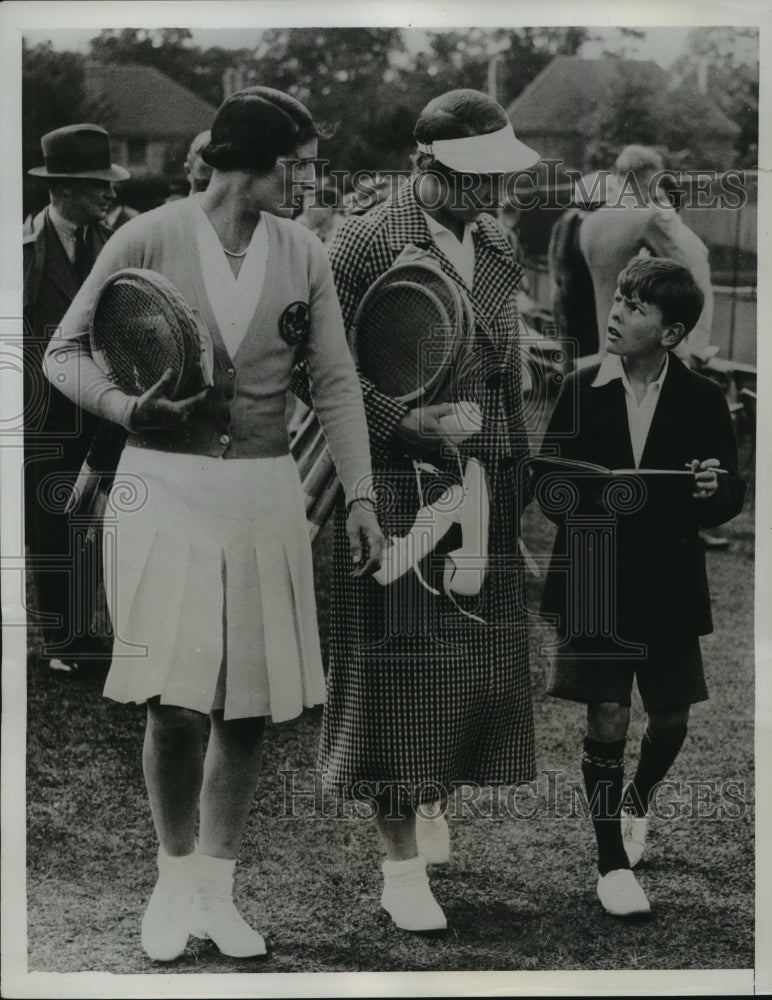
[{"x1": 684, "y1": 463, "x2": 729, "y2": 475}]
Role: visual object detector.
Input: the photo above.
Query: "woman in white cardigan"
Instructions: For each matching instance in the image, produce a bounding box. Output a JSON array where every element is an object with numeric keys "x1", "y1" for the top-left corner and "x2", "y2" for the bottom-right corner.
[{"x1": 45, "y1": 87, "x2": 383, "y2": 962}]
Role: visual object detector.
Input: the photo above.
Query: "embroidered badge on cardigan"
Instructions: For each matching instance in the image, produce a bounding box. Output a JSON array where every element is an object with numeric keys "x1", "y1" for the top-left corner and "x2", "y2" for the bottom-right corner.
[{"x1": 279, "y1": 301, "x2": 310, "y2": 345}]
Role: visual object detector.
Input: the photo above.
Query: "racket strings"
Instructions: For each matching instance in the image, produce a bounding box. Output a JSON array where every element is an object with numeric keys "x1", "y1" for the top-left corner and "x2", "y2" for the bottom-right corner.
[
  {"x1": 353, "y1": 266, "x2": 471, "y2": 402},
  {"x1": 91, "y1": 274, "x2": 202, "y2": 398},
  {"x1": 394, "y1": 265, "x2": 468, "y2": 323}
]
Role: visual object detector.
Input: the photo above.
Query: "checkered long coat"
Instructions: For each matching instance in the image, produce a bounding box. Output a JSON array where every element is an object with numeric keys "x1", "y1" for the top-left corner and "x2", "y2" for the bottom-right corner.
[{"x1": 317, "y1": 181, "x2": 535, "y2": 805}]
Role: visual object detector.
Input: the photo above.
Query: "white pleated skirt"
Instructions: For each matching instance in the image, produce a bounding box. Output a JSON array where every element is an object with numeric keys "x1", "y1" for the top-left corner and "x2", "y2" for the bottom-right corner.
[{"x1": 102, "y1": 446, "x2": 325, "y2": 722}]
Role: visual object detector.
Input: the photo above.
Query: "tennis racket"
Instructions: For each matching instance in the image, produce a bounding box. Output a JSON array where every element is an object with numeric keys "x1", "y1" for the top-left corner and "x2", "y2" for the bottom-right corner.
[
  {"x1": 90, "y1": 268, "x2": 212, "y2": 399},
  {"x1": 68, "y1": 269, "x2": 212, "y2": 518},
  {"x1": 349, "y1": 259, "x2": 474, "y2": 404},
  {"x1": 290, "y1": 259, "x2": 475, "y2": 538}
]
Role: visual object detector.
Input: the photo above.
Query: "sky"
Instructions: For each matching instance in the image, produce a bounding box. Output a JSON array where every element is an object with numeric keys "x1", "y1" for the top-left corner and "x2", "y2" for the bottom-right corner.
[{"x1": 22, "y1": 26, "x2": 710, "y2": 71}]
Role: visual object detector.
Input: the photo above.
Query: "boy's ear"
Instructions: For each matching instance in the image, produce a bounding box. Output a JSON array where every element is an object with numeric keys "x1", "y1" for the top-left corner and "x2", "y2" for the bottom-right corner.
[{"x1": 661, "y1": 322, "x2": 686, "y2": 348}]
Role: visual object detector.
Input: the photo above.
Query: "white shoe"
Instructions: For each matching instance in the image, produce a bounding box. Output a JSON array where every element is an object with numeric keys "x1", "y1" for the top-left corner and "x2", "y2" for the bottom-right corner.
[
  {"x1": 596, "y1": 868, "x2": 651, "y2": 917},
  {"x1": 381, "y1": 855, "x2": 447, "y2": 932},
  {"x1": 141, "y1": 847, "x2": 196, "y2": 961},
  {"x1": 443, "y1": 457, "x2": 490, "y2": 597},
  {"x1": 621, "y1": 810, "x2": 648, "y2": 868},
  {"x1": 192, "y1": 854, "x2": 266, "y2": 958},
  {"x1": 372, "y1": 482, "x2": 463, "y2": 587},
  {"x1": 48, "y1": 657, "x2": 78, "y2": 673},
  {"x1": 415, "y1": 807, "x2": 450, "y2": 865}
]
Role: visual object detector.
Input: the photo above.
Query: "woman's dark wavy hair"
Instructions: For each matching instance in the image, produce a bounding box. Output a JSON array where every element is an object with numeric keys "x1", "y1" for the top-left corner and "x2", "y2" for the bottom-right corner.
[
  {"x1": 618, "y1": 257, "x2": 704, "y2": 335},
  {"x1": 414, "y1": 88, "x2": 509, "y2": 144},
  {"x1": 202, "y1": 86, "x2": 324, "y2": 173}
]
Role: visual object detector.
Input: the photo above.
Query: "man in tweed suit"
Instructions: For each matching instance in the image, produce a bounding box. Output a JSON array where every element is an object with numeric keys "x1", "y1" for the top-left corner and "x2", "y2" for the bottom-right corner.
[{"x1": 315, "y1": 90, "x2": 540, "y2": 932}]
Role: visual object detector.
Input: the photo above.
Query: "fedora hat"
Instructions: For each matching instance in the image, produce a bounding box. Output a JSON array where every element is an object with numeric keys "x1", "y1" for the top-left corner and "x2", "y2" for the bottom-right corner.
[{"x1": 28, "y1": 124, "x2": 130, "y2": 182}]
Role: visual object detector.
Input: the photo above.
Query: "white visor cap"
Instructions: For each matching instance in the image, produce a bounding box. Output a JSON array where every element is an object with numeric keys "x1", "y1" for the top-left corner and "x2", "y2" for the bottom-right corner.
[{"x1": 416, "y1": 122, "x2": 540, "y2": 174}]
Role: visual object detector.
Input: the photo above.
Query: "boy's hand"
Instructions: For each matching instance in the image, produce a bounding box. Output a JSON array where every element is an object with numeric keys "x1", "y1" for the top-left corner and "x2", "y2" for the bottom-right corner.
[{"x1": 689, "y1": 458, "x2": 720, "y2": 499}]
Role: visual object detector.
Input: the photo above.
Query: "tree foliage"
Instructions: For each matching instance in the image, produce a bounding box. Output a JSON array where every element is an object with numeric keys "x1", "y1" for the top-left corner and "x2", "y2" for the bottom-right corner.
[
  {"x1": 23, "y1": 25, "x2": 758, "y2": 200},
  {"x1": 89, "y1": 29, "x2": 195, "y2": 84},
  {"x1": 420, "y1": 27, "x2": 588, "y2": 101},
  {"x1": 671, "y1": 27, "x2": 759, "y2": 167},
  {"x1": 82, "y1": 26, "x2": 589, "y2": 178},
  {"x1": 583, "y1": 52, "x2": 754, "y2": 171},
  {"x1": 244, "y1": 28, "x2": 410, "y2": 174},
  {"x1": 583, "y1": 60, "x2": 664, "y2": 169},
  {"x1": 22, "y1": 39, "x2": 107, "y2": 217},
  {"x1": 88, "y1": 28, "x2": 254, "y2": 107}
]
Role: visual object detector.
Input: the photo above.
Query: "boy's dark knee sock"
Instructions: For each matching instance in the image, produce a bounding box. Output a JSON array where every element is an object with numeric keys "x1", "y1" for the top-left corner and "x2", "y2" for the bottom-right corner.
[
  {"x1": 582, "y1": 736, "x2": 629, "y2": 876},
  {"x1": 625, "y1": 727, "x2": 687, "y2": 818}
]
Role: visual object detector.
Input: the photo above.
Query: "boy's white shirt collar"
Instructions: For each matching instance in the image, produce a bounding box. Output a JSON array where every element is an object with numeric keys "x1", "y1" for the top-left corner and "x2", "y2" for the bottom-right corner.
[
  {"x1": 591, "y1": 351, "x2": 669, "y2": 391},
  {"x1": 592, "y1": 352, "x2": 669, "y2": 468}
]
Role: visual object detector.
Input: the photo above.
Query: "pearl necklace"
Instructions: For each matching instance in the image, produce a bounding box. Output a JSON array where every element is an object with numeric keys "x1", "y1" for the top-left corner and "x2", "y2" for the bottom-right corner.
[{"x1": 222, "y1": 245, "x2": 249, "y2": 258}]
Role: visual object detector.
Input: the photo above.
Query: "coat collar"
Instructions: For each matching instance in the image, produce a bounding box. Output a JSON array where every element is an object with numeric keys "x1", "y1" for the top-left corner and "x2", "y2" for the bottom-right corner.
[
  {"x1": 385, "y1": 180, "x2": 520, "y2": 349},
  {"x1": 25, "y1": 207, "x2": 113, "y2": 310},
  {"x1": 385, "y1": 177, "x2": 515, "y2": 262},
  {"x1": 579, "y1": 353, "x2": 693, "y2": 470},
  {"x1": 40, "y1": 208, "x2": 80, "y2": 301},
  {"x1": 638, "y1": 353, "x2": 693, "y2": 468}
]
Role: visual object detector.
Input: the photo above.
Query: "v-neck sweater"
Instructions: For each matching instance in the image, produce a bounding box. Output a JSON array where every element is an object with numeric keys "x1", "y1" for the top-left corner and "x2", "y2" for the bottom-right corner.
[
  {"x1": 45, "y1": 197, "x2": 372, "y2": 503},
  {"x1": 193, "y1": 197, "x2": 268, "y2": 355}
]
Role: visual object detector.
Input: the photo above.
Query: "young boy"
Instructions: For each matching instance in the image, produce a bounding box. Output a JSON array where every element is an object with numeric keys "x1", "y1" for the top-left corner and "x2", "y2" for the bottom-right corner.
[{"x1": 537, "y1": 257, "x2": 746, "y2": 917}]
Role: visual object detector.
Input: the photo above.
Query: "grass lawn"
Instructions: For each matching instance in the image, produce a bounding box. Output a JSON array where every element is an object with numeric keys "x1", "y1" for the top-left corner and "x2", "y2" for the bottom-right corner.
[{"x1": 24, "y1": 454, "x2": 755, "y2": 978}]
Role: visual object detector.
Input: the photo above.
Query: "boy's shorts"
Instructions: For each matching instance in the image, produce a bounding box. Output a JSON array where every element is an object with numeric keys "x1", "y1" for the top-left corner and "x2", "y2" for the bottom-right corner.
[{"x1": 547, "y1": 634, "x2": 708, "y2": 710}]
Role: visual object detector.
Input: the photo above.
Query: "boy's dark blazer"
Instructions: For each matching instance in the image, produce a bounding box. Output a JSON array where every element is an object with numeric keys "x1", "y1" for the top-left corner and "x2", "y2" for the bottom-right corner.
[{"x1": 538, "y1": 355, "x2": 746, "y2": 642}]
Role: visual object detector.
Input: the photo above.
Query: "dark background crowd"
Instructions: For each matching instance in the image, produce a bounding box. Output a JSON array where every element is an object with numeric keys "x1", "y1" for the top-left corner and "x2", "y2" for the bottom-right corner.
[{"x1": 22, "y1": 26, "x2": 758, "y2": 348}]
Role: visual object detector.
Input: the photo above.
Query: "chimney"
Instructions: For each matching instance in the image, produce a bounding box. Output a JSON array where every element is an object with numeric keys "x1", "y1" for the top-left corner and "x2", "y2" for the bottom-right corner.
[
  {"x1": 222, "y1": 65, "x2": 251, "y2": 98},
  {"x1": 697, "y1": 57, "x2": 708, "y2": 94},
  {"x1": 487, "y1": 54, "x2": 501, "y2": 102}
]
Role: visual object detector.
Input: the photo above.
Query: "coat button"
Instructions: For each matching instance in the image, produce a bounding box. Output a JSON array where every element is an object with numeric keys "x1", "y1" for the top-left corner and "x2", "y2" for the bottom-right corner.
[
  {"x1": 226, "y1": 368, "x2": 235, "y2": 378},
  {"x1": 677, "y1": 537, "x2": 687, "y2": 548},
  {"x1": 220, "y1": 434, "x2": 230, "y2": 445}
]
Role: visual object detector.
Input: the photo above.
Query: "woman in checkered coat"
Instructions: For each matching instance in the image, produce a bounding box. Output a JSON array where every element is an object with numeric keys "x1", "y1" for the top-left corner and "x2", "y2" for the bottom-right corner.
[{"x1": 317, "y1": 90, "x2": 541, "y2": 932}]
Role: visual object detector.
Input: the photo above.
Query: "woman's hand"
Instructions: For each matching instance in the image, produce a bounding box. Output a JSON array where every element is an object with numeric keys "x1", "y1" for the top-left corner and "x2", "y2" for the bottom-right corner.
[
  {"x1": 689, "y1": 458, "x2": 720, "y2": 499},
  {"x1": 346, "y1": 499, "x2": 385, "y2": 578},
  {"x1": 394, "y1": 402, "x2": 466, "y2": 457},
  {"x1": 86, "y1": 490, "x2": 109, "y2": 545},
  {"x1": 130, "y1": 368, "x2": 210, "y2": 432}
]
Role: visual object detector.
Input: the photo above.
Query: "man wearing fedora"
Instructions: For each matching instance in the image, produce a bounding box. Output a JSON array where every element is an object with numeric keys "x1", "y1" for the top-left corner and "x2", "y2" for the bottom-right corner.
[{"x1": 23, "y1": 123, "x2": 130, "y2": 674}]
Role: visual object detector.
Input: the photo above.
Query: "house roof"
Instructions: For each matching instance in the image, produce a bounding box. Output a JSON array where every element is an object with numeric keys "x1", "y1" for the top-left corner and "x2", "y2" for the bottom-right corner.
[
  {"x1": 85, "y1": 63, "x2": 218, "y2": 140},
  {"x1": 508, "y1": 56, "x2": 739, "y2": 139}
]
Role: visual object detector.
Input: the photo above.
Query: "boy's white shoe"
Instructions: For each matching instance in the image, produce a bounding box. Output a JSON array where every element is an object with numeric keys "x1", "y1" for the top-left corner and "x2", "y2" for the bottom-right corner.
[
  {"x1": 381, "y1": 855, "x2": 447, "y2": 932},
  {"x1": 415, "y1": 808, "x2": 450, "y2": 865},
  {"x1": 621, "y1": 810, "x2": 648, "y2": 868},
  {"x1": 141, "y1": 847, "x2": 196, "y2": 961},
  {"x1": 596, "y1": 868, "x2": 651, "y2": 917},
  {"x1": 191, "y1": 854, "x2": 266, "y2": 958}
]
